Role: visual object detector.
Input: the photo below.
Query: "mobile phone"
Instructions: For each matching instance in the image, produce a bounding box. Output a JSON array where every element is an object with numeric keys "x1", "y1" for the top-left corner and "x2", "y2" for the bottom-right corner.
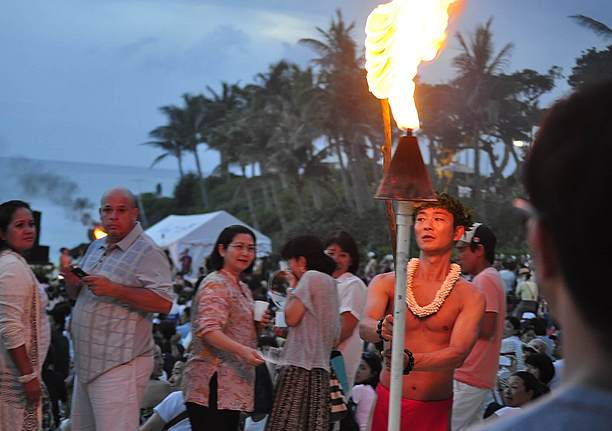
[{"x1": 70, "y1": 265, "x2": 89, "y2": 278}]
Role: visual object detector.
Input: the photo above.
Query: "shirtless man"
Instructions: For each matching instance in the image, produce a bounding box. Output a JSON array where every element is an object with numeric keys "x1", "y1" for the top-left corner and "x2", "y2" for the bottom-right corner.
[{"x1": 360, "y1": 193, "x2": 485, "y2": 430}]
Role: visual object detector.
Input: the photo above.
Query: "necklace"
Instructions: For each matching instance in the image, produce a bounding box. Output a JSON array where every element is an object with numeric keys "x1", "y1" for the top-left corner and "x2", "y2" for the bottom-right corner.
[{"x1": 406, "y1": 258, "x2": 461, "y2": 318}]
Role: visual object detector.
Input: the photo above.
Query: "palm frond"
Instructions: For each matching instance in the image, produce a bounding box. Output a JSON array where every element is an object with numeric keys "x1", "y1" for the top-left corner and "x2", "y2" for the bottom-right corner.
[{"x1": 569, "y1": 15, "x2": 612, "y2": 39}]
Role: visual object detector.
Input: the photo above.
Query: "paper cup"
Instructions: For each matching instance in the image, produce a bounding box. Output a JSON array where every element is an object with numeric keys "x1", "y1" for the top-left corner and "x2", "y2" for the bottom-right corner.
[
  {"x1": 254, "y1": 300, "x2": 268, "y2": 321},
  {"x1": 275, "y1": 311, "x2": 286, "y2": 328}
]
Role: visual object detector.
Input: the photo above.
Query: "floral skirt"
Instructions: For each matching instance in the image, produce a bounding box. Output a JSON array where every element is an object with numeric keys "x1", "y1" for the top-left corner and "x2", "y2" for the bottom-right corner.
[{"x1": 265, "y1": 366, "x2": 330, "y2": 431}]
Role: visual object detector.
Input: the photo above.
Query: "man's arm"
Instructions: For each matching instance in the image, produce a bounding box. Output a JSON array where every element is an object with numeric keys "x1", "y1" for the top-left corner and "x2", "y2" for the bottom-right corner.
[
  {"x1": 412, "y1": 287, "x2": 485, "y2": 372},
  {"x1": 81, "y1": 275, "x2": 172, "y2": 314},
  {"x1": 359, "y1": 273, "x2": 392, "y2": 343},
  {"x1": 480, "y1": 312, "x2": 498, "y2": 340},
  {"x1": 477, "y1": 272, "x2": 503, "y2": 340}
]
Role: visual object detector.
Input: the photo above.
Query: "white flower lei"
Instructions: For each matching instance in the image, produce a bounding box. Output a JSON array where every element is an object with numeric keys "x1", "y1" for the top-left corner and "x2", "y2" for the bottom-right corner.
[{"x1": 406, "y1": 258, "x2": 461, "y2": 318}]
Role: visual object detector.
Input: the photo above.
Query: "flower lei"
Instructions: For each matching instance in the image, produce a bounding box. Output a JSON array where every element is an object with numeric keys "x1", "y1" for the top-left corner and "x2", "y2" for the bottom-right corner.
[{"x1": 406, "y1": 258, "x2": 461, "y2": 318}]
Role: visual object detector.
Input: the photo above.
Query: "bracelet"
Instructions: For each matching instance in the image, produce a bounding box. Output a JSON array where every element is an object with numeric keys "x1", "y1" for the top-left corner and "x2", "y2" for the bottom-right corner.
[
  {"x1": 376, "y1": 318, "x2": 386, "y2": 341},
  {"x1": 17, "y1": 372, "x2": 37, "y2": 384},
  {"x1": 402, "y1": 349, "x2": 415, "y2": 375}
]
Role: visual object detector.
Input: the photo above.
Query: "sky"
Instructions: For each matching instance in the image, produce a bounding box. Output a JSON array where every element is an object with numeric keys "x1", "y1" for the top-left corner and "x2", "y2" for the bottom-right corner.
[{"x1": 1, "y1": 0, "x2": 611, "y2": 175}]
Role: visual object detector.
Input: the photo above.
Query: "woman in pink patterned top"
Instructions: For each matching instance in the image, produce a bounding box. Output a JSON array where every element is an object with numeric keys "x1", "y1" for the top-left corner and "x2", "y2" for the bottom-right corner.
[{"x1": 183, "y1": 225, "x2": 267, "y2": 430}]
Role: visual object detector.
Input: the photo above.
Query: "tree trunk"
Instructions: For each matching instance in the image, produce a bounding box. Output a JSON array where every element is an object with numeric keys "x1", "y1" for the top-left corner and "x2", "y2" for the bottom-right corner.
[
  {"x1": 268, "y1": 179, "x2": 288, "y2": 234},
  {"x1": 219, "y1": 149, "x2": 230, "y2": 178},
  {"x1": 261, "y1": 179, "x2": 272, "y2": 211},
  {"x1": 347, "y1": 138, "x2": 374, "y2": 214},
  {"x1": 331, "y1": 136, "x2": 354, "y2": 209},
  {"x1": 290, "y1": 175, "x2": 305, "y2": 215},
  {"x1": 309, "y1": 180, "x2": 323, "y2": 210},
  {"x1": 472, "y1": 130, "x2": 481, "y2": 212},
  {"x1": 192, "y1": 146, "x2": 209, "y2": 208},
  {"x1": 279, "y1": 172, "x2": 289, "y2": 191},
  {"x1": 244, "y1": 183, "x2": 260, "y2": 231},
  {"x1": 177, "y1": 156, "x2": 185, "y2": 179}
]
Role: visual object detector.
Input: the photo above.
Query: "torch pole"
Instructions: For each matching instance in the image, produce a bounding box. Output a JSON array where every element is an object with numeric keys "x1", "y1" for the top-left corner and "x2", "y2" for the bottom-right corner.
[
  {"x1": 388, "y1": 200, "x2": 413, "y2": 431},
  {"x1": 380, "y1": 100, "x2": 397, "y2": 253}
]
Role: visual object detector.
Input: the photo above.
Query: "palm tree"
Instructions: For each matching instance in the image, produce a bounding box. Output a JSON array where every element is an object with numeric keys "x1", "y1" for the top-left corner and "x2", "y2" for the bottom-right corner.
[
  {"x1": 452, "y1": 17, "x2": 513, "y2": 210},
  {"x1": 143, "y1": 124, "x2": 186, "y2": 178},
  {"x1": 300, "y1": 10, "x2": 380, "y2": 215},
  {"x1": 157, "y1": 98, "x2": 210, "y2": 208},
  {"x1": 201, "y1": 82, "x2": 247, "y2": 178}
]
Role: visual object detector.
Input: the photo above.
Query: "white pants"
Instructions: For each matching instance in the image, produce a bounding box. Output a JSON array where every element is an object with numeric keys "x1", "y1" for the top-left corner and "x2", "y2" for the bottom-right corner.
[
  {"x1": 451, "y1": 379, "x2": 492, "y2": 431},
  {"x1": 71, "y1": 355, "x2": 153, "y2": 431}
]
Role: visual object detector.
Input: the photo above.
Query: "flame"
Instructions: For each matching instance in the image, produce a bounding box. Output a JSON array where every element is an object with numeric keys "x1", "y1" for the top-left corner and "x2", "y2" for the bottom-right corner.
[
  {"x1": 92, "y1": 225, "x2": 108, "y2": 240},
  {"x1": 365, "y1": 0, "x2": 458, "y2": 130}
]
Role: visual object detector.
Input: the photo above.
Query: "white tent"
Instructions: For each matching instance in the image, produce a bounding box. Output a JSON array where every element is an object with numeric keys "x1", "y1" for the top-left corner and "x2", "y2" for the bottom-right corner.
[{"x1": 145, "y1": 210, "x2": 272, "y2": 275}]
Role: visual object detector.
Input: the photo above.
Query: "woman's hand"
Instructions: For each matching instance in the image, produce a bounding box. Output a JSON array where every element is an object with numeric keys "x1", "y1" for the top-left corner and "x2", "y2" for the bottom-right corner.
[
  {"x1": 284, "y1": 271, "x2": 298, "y2": 289},
  {"x1": 237, "y1": 346, "x2": 265, "y2": 366},
  {"x1": 22, "y1": 377, "x2": 41, "y2": 405},
  {"x1": 257, "y1": 310, "x2": 272, "y2": 330}
]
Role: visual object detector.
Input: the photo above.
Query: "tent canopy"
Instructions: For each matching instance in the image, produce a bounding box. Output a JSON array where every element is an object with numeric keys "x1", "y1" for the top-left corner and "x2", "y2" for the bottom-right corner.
[{"x1": 145, "y1": 210, "x2": 271, "y2": 275}]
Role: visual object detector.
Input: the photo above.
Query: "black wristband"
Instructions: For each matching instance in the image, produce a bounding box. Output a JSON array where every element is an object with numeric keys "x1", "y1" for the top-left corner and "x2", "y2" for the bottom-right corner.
[
  {"x1": 376, "y1": 319, "x2": 385, "y2": 341},
  {"x1": 402, "y1": 349, "x2": 415, "y2": 375}
]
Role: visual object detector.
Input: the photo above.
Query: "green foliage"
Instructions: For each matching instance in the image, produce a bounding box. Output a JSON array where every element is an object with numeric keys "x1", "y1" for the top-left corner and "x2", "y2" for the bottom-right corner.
[
  {"x1": 568, "y1": 45, "x2": 612, "y2": 89},
  {"x1": 139, "y1": 12, "x2": 612, "y2": 262}
]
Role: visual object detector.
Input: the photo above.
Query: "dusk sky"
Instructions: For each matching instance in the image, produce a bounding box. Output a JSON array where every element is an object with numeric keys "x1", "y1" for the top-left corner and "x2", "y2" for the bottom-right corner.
[{"x1": 2, "y1": 0, "x2": 611, "y2": 174}]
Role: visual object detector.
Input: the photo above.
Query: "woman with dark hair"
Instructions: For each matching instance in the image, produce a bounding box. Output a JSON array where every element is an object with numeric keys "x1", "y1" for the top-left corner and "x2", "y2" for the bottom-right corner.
[
  {"x1": 265, "y1": 235, "x2": 340, "y2": 431},
  {"x1": 182, "y1": 225, "x2": 267, "y2": 431},
  {"x1": 485, "y1": 371, "x2": 549, "y2": 419},
  {"x1": 324, "y1": 231, "x2": 367, "y2": 392},
  {"x1": 0, "y1": 200, "x2": 51, "y2": 431},
  {"x1": 525, "y1": 352, "x2": 555, "y2": 386},
  {"x1": 349, "y1": 351, "x2": 383, "y2": 430}
]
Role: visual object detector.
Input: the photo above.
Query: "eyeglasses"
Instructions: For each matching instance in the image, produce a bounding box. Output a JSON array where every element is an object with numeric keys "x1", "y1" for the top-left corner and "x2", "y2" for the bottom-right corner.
[{"x1": 228, "y1": 243, "x2": 257, "y2": 253}]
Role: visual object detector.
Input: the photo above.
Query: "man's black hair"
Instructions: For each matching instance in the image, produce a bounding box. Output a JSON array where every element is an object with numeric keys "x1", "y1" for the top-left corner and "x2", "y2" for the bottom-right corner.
[{"x1": 413, "y1": 192, "x2": 473, "y2": 229}]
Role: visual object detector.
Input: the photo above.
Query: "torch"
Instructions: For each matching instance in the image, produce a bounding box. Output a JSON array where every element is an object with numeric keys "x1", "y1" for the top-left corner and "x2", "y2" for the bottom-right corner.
[{"x1": 364, "y1": 1, "x2": 458, "y2": 430}]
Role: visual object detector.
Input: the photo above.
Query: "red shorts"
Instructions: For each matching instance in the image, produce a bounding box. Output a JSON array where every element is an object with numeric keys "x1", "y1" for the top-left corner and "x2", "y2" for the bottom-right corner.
[{"x1": 371, "y1": 384, "x2": 452, "y2": 431}]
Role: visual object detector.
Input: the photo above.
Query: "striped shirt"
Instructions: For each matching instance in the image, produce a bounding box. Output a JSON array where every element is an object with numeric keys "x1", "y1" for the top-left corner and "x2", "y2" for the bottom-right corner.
[{"x1": 71, "y1": 222, "x2": 174, "y2": 383}]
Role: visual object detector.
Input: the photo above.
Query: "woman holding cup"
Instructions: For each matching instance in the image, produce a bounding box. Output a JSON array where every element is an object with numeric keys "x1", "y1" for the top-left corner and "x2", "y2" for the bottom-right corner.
[
  {"x1": 182, "y1": 225, "x2": 269, "y2": 431},
  {"x1": 265, "y1": 235, "x2": 340, "y2": 431}
]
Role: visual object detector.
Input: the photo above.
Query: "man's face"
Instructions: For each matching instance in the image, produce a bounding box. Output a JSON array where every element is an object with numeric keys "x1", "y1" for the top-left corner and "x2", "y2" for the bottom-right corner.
[
  {"x1": 99, "y1": 191, "x2": 138, "y2": 242},
  {"x1": 456, "y1": 242, "x2": 479, "y2": 275},
  {"x1": 414, "y1": 207, "x2": 463, "y2": 253}
]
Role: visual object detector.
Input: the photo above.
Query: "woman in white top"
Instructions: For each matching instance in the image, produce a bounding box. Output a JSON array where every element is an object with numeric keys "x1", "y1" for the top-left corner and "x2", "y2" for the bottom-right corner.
[
  {"x1": 0, "y1": 200, "x2": 51, "y2": 431},
  {"x1": 500, "y1": 316, "x2": 525, "y2": 373},
  {"x1": 324, "y1": 231, "x2": 367, "y2": 392},
  {"x1": 265, "y1": 235, "x2": 340, "y2": 431},
  {"x1": 349, "y1": 351, "x2": 382, "y2": 431}
]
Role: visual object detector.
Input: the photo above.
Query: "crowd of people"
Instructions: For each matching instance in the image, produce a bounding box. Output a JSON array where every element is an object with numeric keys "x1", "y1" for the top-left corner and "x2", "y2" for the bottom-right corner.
[{"x1": 1, "y1": 80, "x2": 611, "y2": 431}]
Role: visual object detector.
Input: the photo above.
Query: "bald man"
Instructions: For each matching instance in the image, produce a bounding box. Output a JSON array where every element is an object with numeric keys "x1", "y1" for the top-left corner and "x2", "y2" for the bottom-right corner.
[{"x1": 61, "y1": 187, "x2": 174, "y2": 431}]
